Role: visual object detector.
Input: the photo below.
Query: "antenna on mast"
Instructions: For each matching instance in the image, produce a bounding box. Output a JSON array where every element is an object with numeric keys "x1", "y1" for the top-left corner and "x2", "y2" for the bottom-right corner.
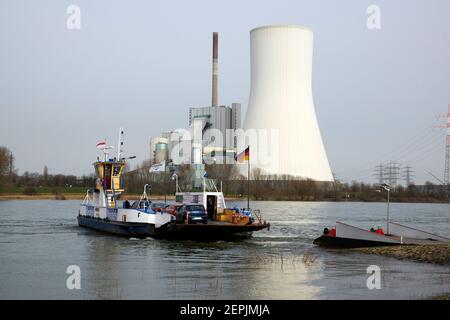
[
  {"x1": 117, "y1": 128, "x2": 124, "y2": 160},
  {"x1": 101, "y1": 146, "x2": 114, "y2": 162},
  {"x1": 96, "y1": 139, "x2": 113, "y2": 161}
]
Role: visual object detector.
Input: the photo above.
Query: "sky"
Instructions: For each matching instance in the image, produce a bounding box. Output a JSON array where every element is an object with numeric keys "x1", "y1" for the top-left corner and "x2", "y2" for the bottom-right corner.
[{"x1": 0, "y1": 0, "x2": 449, "y2": 184}]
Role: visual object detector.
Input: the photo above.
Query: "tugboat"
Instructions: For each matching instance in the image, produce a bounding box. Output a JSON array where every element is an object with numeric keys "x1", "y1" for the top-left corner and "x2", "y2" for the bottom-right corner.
[
  {"x1": 78, "y1": 129, "x2": 270, "y2": 239},
  {"x1": 77, "y1": 129, "x2": 173, "y2": 238}
]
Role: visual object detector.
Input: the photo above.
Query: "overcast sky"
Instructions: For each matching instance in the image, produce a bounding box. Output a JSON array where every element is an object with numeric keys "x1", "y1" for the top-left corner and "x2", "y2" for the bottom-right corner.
[{"x1": 1, "y1": 0, "x2": 449, "y2": 184}]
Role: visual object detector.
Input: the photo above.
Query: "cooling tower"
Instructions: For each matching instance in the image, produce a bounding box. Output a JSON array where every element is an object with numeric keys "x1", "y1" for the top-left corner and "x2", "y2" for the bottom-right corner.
[{"x1": 243, "y1": 25, "x2": 333, "y2": 181}]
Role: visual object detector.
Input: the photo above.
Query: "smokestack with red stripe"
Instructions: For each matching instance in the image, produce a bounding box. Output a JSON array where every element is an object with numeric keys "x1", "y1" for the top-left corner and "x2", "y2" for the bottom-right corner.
[{"x1": 212, "y1": 32, "x2": 218, "y2": 107}]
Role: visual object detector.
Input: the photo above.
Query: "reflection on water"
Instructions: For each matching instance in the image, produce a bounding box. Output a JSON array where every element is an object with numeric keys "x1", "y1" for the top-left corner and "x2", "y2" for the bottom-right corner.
[{"x1": 0, "y1": 200, "x2": 448, "y2": 299}]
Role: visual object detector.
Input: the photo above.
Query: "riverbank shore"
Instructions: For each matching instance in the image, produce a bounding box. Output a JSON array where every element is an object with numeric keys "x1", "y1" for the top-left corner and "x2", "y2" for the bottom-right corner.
[
  {"x1": 0, "y1": 194, "x2": 243, "y2": 201},
  {"x1": 0, "y1": 194, "x2": 174, "y2": 200},
  {"x1": 358, "y1": 244, "x2": 450, "y2": 265},
  {"x1": 1, "y1": 193, "x2": 449, "y2": 204},
  {"x1": 430, "y1": 293, "x2": 449, "y2": 300},
  {"x1": 359, "y1": 244, "x2": 450, "y2": 300}
]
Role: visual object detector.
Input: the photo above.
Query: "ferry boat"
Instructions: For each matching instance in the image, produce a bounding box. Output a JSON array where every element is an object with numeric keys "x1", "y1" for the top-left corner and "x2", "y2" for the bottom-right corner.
[
  {"x1": 77, "y1": 129, "x2": 174, "y2": 238},
  {"x1": 78, "y1": 129, "x2": 270, "y2": 239}
]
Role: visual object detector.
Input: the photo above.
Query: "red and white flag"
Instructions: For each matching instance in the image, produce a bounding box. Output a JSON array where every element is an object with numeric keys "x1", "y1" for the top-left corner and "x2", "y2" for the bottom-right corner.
[{"x1": 96, "y1": 140, "x2": 107, "y2": 149}]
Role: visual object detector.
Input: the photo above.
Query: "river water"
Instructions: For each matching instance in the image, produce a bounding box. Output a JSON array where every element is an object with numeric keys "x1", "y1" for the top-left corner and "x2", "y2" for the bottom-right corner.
[{"x1": 0, "y1": 200, "x2": 448, "y2": 299}]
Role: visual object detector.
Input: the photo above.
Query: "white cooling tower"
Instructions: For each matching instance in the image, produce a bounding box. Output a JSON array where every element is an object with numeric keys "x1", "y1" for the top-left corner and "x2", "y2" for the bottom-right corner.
[{"x1": 243, "y1": 25, "x2": 333, "y2": 181}]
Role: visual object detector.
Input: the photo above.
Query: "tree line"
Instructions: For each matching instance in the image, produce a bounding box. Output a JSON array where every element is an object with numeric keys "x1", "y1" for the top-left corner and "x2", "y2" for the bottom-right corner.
[
  {"x1": 0, "y1": 146, "x2": 95, "y2": 194},
  {"x1": 123, "y1": 161, "x2": 449, "y2": 203},
  {"x1": 1, "y1": 145, "x2": 448, "y2": 202}
]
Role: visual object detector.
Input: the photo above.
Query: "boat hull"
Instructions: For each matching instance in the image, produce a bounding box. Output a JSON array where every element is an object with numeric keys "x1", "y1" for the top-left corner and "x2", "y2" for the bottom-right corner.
[
  {"x1": 77, "y1": 215, "x2": 158, "y2": 238},
  {"x1": 314, "y1": 221, "x2": 403, "y2": 248},
  {"x1": 78, "y1": 215, "x2": 269, "y2": 240},
  {"x1": 160, "y1": 222, "x2": 268, "y2": 240},
  {"x1": 313, "y1": 235, "x2": 401, "y2": 248}
]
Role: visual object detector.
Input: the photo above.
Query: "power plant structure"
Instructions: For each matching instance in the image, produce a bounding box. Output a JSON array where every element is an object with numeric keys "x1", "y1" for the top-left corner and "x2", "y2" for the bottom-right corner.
[
  {"x1": 150, "y1": 25, "x2": 334, "y2": 183},
  {"x1": 149, "y1": 32, "x2": 242, "y2": 187},
  {"x1": 242, "y1": 25, "x2": 333, "y2": 181}
]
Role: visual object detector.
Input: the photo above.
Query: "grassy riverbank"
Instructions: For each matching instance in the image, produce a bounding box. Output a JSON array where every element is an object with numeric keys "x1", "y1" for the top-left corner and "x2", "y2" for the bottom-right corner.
[
  {"x1": 1, "y1": 192, "x2": 449, "y2": 204},
  {"x1": 431, "y1": 293, "x2": 449, "y2": 300},
  {"x1": 0, "y1": 193, "x2": 173, "y2": 201},
  {"x1": 0, "y1": 193, "x2": 245, "y2": 201}
]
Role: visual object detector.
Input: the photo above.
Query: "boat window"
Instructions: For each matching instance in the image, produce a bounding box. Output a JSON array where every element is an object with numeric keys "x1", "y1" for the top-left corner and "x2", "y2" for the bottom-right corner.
[
  {"x1": 104, "y1": 165, "x2": 112, "y2": 177},
  {"x1": 104, "y1": 165, "x2": 112, "y2": 189},
  {"x1": 113, "y1": 165, "x2": 121, "y2": 176}
]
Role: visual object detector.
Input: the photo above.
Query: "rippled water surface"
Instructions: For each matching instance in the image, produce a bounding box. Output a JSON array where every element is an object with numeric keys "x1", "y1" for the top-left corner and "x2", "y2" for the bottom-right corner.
[{"x1": 0, "y1": 200, "x2": 449, "y2": 299}]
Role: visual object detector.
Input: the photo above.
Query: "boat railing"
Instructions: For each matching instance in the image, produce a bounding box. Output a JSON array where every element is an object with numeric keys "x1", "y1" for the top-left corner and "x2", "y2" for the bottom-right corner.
[
  {"x1": 82, "y1": 190, "x2": 92, "y2": 205},
  {"x1": 137, "y1": 184, "x2": 151, "y2": 211},
  {"x1": 253, "y1": 209, "x2": 262, "y2": 225}
]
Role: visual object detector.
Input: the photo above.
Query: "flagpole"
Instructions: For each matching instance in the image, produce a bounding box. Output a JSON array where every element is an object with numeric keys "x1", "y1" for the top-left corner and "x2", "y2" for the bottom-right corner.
[
  {"x1": 164, "y1": 172, "x2": 167, "y2": 205},
  {"x1": 247, "y1": 146, "x2": 250, "y2": 210}
]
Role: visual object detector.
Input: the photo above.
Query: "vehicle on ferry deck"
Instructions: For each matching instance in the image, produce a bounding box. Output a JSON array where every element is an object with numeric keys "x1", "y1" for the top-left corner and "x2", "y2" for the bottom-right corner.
[
  {"x1": 176, "y1": 204, "x2": 207, "y2": 224},
  {"x1": 151, "y1": 202, "x2": 169, "y2": 212},
  {"x1": 164, "y1": 203, "x2": 183, "y2": 216}
]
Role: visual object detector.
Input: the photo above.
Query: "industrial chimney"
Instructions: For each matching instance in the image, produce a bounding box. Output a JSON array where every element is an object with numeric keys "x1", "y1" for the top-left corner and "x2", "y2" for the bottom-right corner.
[{"x1": 211, "y1": 32, "x2": 218, "y2": 107}]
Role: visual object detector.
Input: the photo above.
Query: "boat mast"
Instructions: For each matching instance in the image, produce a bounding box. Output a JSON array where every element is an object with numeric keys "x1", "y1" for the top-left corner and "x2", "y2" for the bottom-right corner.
[{"x1": 117, "y1": 128, "x2": 124, "y2": 161}]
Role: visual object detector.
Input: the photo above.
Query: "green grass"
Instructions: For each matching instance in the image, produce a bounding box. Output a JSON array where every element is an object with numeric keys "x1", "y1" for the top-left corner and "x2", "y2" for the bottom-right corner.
[{"x1": 1, "y1": 186, "x2": 86, "y2": 194}]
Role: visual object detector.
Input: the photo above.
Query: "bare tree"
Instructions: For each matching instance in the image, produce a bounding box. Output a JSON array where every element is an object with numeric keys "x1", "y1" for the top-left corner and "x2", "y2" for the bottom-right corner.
[
  {"x1": 0, "y1": 146, "x2": 13, "y2": 191},
  {"x1": 43, "y1": 165, "x2": 48, "y2": 184}
]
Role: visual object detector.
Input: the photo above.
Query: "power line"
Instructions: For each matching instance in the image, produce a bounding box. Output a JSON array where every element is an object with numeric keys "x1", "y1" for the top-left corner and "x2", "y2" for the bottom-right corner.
[
  {"x1": 339, "y1": 127, "x2": 443, "y2": 179},
  {"x1": 444, "y1": 105, "x2": 450, "y2": 198},
  {"x1": 338, "y1": 116, "x2": 447, "y2": 184},
  {"x1": 392, "y1": 131, "x2": 445, "y2": 163},
  {"x1": 444, "y1": 143, "x2": 449, "y2": 185},
  {"x1": 338, "y1": 125, "x2": 433, "y2": 176}
]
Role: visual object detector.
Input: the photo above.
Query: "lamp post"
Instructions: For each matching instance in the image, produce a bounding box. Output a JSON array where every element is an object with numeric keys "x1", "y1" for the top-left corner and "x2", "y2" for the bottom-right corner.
[
  {"x1": 171, "y1": 173, "x2": 178, "y2": 194},
  {"x1": 379, "y1": 183, "x2": 391, "y2": 235}
]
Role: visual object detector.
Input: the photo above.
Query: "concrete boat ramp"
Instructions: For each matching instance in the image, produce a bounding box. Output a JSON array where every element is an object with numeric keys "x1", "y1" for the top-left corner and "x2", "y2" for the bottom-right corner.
[{"x1": 313, "y1": 221, "x2": 450, "y2": 248}]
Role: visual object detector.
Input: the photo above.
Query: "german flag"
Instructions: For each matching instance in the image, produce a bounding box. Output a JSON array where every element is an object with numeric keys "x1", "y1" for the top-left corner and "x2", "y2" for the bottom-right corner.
[{"x1": 235, "y1": 146, "x2": 249, "y2": 163}]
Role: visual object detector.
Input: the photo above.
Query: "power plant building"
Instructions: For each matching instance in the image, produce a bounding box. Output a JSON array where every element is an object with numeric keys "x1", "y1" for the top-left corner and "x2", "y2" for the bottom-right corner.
[
  {"x1": 150, "y1": 32, "x2": 241, "y2": 167},
  {"x1": 189, "y1": 102, "x2": 241, "y2": 162},
  {"x1": 149, "y1": 25, "x2": 333, "y2": 182},
  {"x1": 149, "y1": 134, "x2": 170, "y2": 162}
]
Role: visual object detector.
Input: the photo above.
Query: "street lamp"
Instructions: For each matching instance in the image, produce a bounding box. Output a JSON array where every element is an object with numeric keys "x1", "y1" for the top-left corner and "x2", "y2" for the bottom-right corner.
[
  {"x1": 171, "y1": 173, "x2": 178, "y2": 194},
  {"x1": 379, "y1": 183, "x2": 391, "y2": 235}
]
